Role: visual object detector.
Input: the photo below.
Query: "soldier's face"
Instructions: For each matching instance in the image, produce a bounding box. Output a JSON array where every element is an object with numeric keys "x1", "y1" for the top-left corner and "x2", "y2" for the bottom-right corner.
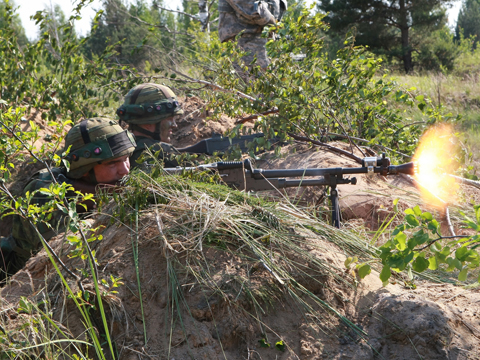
[
  {"x1": 159, "y1": 116, "x2": 178, "y2": 143},
  {"x1": 93, "y1": 155, "x2": 130, "y2": 184}
]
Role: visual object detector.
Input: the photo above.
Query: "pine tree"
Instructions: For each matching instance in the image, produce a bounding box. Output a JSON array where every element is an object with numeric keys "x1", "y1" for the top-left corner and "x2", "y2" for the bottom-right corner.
[
  {"x1": 455, "y1": 0, "x2": 480, "y2": 46},
  {"x1": 318, "y1": 0, "x2": 448, "y2": 73}
]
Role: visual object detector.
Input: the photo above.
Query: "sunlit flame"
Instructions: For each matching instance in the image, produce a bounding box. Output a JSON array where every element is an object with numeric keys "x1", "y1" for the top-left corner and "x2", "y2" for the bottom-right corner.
[{"x1": 412, "y1": 124, "x2": 459, "y2": 209}]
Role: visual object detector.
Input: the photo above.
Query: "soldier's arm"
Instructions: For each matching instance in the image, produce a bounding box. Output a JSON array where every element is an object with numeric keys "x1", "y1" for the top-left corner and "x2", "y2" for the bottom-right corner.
[{"x1": 57, "y1": 177, "x2": 124, "y2": 212}]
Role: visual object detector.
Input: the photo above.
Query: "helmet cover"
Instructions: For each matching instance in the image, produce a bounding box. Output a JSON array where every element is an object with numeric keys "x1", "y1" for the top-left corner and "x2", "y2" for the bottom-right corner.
[
  {"x1": 116, "y1": 83, "x2": 184, "y2": 125},
  {"x1": 64, "y1": 117, "x2": 136, "y2": 179}
]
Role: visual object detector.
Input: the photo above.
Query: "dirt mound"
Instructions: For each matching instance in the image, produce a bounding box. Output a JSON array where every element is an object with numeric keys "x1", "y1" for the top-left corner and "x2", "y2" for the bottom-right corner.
[
  {"x1": 2, "y1": 176, "x2": 479, "y2": 359},
  {"x1": 2, "y1": 215, "x2": 479, "y2": 359},
  {"x1": 365, "y1": 292, "x2": 477, "y2": 360}
]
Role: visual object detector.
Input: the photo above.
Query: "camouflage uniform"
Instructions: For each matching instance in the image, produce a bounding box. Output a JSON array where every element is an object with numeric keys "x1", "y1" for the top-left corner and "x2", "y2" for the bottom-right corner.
[
  {"x1": 1, "y1": 168, "x2": 75, "y2": 276},
  {"x1": 218, "y1": 0, "x2": 287, "y2": 69},
  {"x1": 0, "y1": 118, "x2": 136, "y2": 281},
  {"x1": 117, "y1": 83, "x2": 184, "y2": 169},
  {"x1": 130, "y1": 137, "x2": 180, "y2": 169}
]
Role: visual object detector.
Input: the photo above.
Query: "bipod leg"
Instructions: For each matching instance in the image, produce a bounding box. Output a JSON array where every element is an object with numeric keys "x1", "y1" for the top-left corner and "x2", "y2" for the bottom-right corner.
[{"x1": 330, "y1": 186, "x2": 341, "y2": 228}]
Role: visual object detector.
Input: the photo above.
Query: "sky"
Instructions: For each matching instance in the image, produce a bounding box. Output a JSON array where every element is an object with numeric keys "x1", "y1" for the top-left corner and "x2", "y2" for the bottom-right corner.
[{"x1": 15, "y1": 0, "x2": 463, "y2": 41}]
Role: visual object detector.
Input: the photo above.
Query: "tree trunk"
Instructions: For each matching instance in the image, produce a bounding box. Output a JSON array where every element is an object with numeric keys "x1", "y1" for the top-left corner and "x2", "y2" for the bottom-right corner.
[
  {"x1": 198, "y1": 0, "x2": 209, "y2": 32},
  {"x1": 399, "y1": 0, "x2": 413, "y2": 73}
]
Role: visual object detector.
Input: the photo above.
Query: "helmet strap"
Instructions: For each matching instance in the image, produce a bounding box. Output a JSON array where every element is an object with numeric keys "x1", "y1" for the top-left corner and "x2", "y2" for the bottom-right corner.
[
  {"x1": 88, "y1": 168, "x2": 98, "y2": 185},
  {"x1": 131, "y1": 123, "x2": 162, "y2": 141}
]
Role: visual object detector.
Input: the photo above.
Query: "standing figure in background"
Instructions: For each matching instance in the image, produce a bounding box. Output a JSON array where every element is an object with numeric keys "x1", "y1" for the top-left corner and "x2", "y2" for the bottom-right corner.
[{"x1": 218, "y1": 0, "x2": 287, "y2": 69}]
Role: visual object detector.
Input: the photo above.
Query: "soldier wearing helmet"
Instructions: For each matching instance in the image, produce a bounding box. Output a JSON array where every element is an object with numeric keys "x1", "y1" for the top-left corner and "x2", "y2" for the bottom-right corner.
[
  {"x1": 218, "y1": 0, "x2": 287, "y2": 69},
  {"x1": 117, "y1": 83, "x2": 183, "y2": 169},
  {"x1": 0, "y1": 118, "x2": 136, "y2": 281}
]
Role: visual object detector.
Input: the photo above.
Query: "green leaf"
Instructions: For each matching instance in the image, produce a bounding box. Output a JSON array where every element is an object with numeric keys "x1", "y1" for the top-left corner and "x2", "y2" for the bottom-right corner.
[
  {"x1": 356, "y1": 264, "x2": 371, "y2": 279},
  {"x1": 395, "y1": 232, "x2": 407, "y2": 251},
  {"x1": 440, "y1": 246, "x2": 451, "y2": 256},
  {"x1": 404, "y1": 251, "x2": 414, "y2": 265},
  {"x1": 259, "y1": 339, "x2": 270, "y2": 348},
  {"x1": 446, "y1": 257, "x2": 462, "y2": 271},
  {"x1": 458, "y1": 268, "x2": 468, "y2": 282},
  {"x1": 412, "y1": 257, "x2": 429, "y2": 272},
  {"x1": 387, "y1": 254, "x2": 406, "y2": 271},
  {"x1": 407, "y1": 238, "x2": 417, "y2": 250},
  {"x1": 379, "y1": 266, "x2": 391, "y2": 283},
  {"x1": 275, "y1": 340, "x2": 285, "y2": 351},
  {"x1": 405, "y1": 214, "x2": 419, "y2": 227},
  {"x1": 393, "y1": 198, "x2": 399, "y2": 211},
  {"x1": 428, "y1": 219, "x2": 440, "y2": 232},
  {"x1": 455, "y1": 246, "x2": 469, "y2": 262},
  {"x1": 414, "y1": 230, "x2": 430, "y2": 245},
  {"x1": 421, "y1": 212, "x2": 433, "y2": 221},
  {"x1": 413, "y1": 205, "x2": 422, "y2": 217},
  {"x1": 428, "y1": 256, "x2": 438, "y2": 270},
  {"x1": 344, "y1": 256, "x2": 357, "y2": 268},
  {"x1": 453, "y1": 258, "x2": 463, "y2": 271},
  {"x1": 404, "y1": 208, "x2": 415, "y2": 215}
]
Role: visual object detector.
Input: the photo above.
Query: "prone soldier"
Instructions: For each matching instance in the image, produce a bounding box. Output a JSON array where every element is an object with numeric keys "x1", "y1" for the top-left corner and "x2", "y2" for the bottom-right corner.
[
  {"x1": 0, "y1": 118, "x2": 136, "y2": 280},
  {"x1": 116, "y1": 83, "x2": 184, "y2": 169}
]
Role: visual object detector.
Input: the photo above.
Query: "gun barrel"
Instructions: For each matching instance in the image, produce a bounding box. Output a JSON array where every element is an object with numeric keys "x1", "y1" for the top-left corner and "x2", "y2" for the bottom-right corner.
[
  {"x1": 163, "y1": 161, "x2": 416, "y2": 178},
  {"x1": 387, "y1": 162, "x2": 416, "y2": 175}
]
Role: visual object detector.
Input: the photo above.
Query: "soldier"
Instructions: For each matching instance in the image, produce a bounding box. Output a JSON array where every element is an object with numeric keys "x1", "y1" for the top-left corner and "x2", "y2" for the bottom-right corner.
[
  {"x1": 116, "y1": 83, "x2": 184, "y2": 169},
  {"x1": 0, "y1": 117, "x2": 136, "y2": 280},
  {"x1": 218, "y1": 0, "x2": 287, "y2": 70}
]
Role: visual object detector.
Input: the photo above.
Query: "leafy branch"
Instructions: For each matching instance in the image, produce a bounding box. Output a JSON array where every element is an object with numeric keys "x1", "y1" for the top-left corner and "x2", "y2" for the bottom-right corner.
[{"x1": 356, "y1": 204, "x2": 480, "y2": 285}]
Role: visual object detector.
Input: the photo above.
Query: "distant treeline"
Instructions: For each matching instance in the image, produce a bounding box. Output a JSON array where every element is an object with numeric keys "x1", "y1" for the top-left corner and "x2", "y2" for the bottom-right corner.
[{"x1": 4, "y1": 0, "x2": 480, "y2": 75}]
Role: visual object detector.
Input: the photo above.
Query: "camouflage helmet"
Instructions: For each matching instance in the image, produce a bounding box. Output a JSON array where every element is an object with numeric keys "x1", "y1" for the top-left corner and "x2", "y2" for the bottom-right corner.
[
  {"x1": 116, "y1": 83, "x2": 184, "y2": 125},
  {"x1": 64, "y1": 117, "x2": 136, "y2": 179}
]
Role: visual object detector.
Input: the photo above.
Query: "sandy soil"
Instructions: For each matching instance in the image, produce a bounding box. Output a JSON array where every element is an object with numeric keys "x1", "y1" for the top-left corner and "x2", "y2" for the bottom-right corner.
[{"x1": 1, "y1": 204, "x2": 479, "y2": 359}]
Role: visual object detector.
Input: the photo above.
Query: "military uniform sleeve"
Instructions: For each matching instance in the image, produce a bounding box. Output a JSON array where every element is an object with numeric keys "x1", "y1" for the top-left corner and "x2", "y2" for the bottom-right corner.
[
  {"x1": 154, "y1": 142, "x2": 180, "y2": 168},
  {"x1": 11, "y1": 168, "x2": 72, "y2": 261},
  {"x1": 130, "y1": 137, "x2": 180, "y2": 169}
]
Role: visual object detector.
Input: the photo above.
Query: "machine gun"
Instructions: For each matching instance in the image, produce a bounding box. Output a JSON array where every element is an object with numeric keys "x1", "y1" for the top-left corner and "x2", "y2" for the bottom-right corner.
[
  {"x1": 163, "y1": 154, "x2": 416, "y2": 228},
  {"x1": 177, "y1": 133, "x2": 279, "y2": 155}
]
